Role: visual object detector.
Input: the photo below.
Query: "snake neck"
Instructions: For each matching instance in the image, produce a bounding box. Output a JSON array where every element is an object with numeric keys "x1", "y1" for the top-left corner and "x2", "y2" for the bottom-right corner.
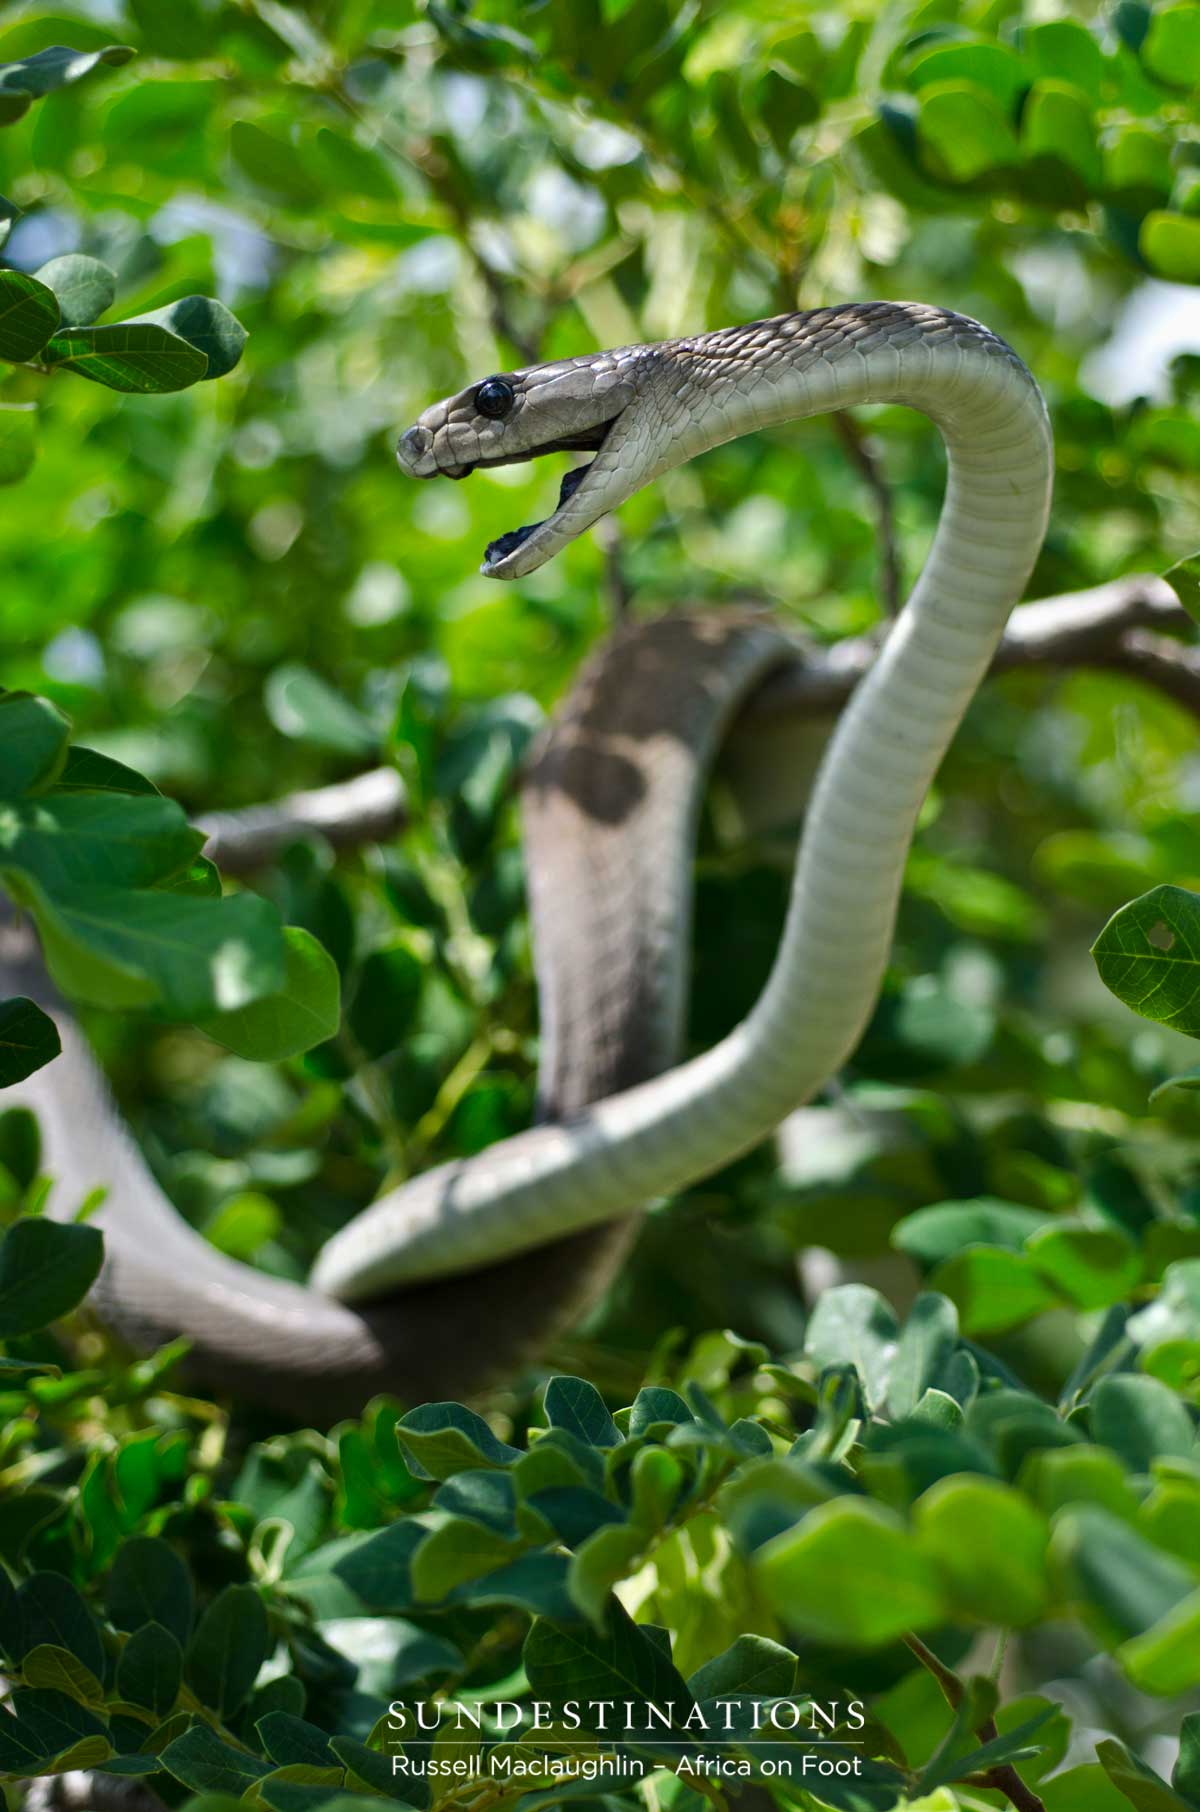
[{"x1": 315, "y1": 305, "x2": 1053, "y2": 1295}]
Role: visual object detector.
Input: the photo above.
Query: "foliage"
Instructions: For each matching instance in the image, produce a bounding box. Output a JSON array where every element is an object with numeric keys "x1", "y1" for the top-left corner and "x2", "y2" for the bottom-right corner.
[
  {"x1": 0, "y1": 690, "x2": 340, "y2": 1073},
  {"x1": 7, "y1": 1236, "x2": 1200, "y2": 1812},
  {"x1": 2, "y1": 0, "x2": 1200, "y2": 1809}
]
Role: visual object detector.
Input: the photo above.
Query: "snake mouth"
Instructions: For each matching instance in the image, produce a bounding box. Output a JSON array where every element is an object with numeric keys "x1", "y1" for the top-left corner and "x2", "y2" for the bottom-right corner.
[{"x1": 473, "y1": 413, "x2": 623, "y2": 579}]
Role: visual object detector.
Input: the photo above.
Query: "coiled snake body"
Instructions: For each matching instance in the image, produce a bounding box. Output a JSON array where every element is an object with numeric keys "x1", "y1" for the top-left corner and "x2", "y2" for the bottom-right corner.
[{"x1": 5, "y1": 303, "x2": 1052, "y2": 1416}]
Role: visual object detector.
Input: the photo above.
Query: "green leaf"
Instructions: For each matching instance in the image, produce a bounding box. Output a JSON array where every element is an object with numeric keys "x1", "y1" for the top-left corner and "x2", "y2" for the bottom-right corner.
[
  {"x1": 9, "y1": 1686, "x2": 109, "y2": 1765},
  {"x1": 0, "y1": 401, "x2": 37, "y2": 484},
  {"x1": 0, "y1": 193, "x2": 18, "y2": 248},
  {"x1": 411, "y1": 1517, "x2": 522, "y2": 1601},
  {"x1": 887, "y1": 1293, "x2": 959, "y2": 1420},
  {"x1": 0, "y1": 692, "x2": 70, "y2": 797},
  {"x1": 915, "y1": 1477, "x2": 1049, "y2": 1624},
  {"x1": 1021, "y1": 80, "x2": 1102, "y2": 190},
  {"x1": 257, "y1": 1713, "x2": 337, "y2": 1768},
  {"x1": 1050, "y1": 1507, "x2": 1197, "y2": 1647},
  {"x1": 0, "y1": 1217, "x2": 103, "y2": 1337},
  {"x1": 198, "y1": 927, "x2": 340, "y2": 1060},
  {"x1": 543, "y1": 1376, "x2": 620, "y2": 1447},
  {"x1": 1, "y1": 792, "x2": 203, "y2": 891},
  {"x1": 0, "y1": 43, "x2": 135, "y2": 125},
  {"x1": 1020, "y1": 19, "x2": 1107, "y2": 98},
  {"x1": 0, "y1": 997, "x2": 60, "y2": 1087},
  {"x1": 265, "y1": 664, "x2": 378, "y2": 756},
  {"x1": 628, "y1": 1387, "x2": 694, "y2": 1436},
  {"x1": 0, "y1": 270, "x2": 60, "y2": 363},
  {"x1": 1097, "y1": 1737, "x2": 1196, "y2": 1811},
  {"x1": 1140, "y1": 212, "x2": 1200, "y2": 282},
  {"x1": 755, "y1": 1499, "x2": 946, "y2": 1646},
  {"x1": 1162, "y1": 555, "x2": 1200, "y2": 629},
  {"x1": 126, "y1": 0, "x2": 219, "y2": 59},
  {"x1": 1090, "y1": 1374, "x2": 1196, "y2": 1469},
  {"x1": 117, "y1": 1622, "x2": 183, "y2": 1719},
  {"x1": 311, "y1": 127, "x2": 398, "y2": 201},
  {"x1": 397, "y1": 1402, "x2": 523, "y2": 1479},
  {"x1": 349, "y1": 941, "x2": 423, "y2": 1058},
  {"x1": 106, "y1": 1537, "x2": 194, "y2": 1646},
  {"x1": 161, "y1": 1722, "x2": 273, "y2": 1795},
  {"x1": 1142, "y1": 6, "x2": 1200, "y2": 89},
  {"x1": 930, "y1": 1247, "x2": 1058, "y2": 1334},
  {"x1": 17, "y1": 878, "x2": 286, "y2": 1019},
  {"x1": 803, "y1": 1283, "x2": 897, "y2": 1411},
  {"x1": 55, "y1": 746, "x2": 160, "y2": 797},
  {"x1": 919, "y1": 1706, "x2": 1056, "y2": 1794},
  {"x1": 917, "y1": 80, "x2": 1021, "y2": 182},
  {"x1": 524, "y1": 1597, "x2": 696, "y2": 1730},
  {"x1": 185, "y1": 1583, "x2": 268, "y2": 1719},
  {"x1": 19, "y1": 1645, "x2": 103, "y2": 1706},
  {"x1": 448, "y1": 1551, "x2": 578, "y2": 1621},
  {"x1": 132, "y1": 295, "x2": 247, "y2": 380},
  {"x1": 43, "y1": 321, "x2": 207, "y2": 393},
  {"x1": 687, "y1": 1633, "x2": 796, "y2": 1703},
  {"x1": 34, "y1": 255, "x2": 116, "y2": 328},
  {"x1": 1026, "y1": 1225, "x2": 1142, "y2": 1311},
  {"x1": 1118, "y1": 1590, "x2": 1200, "y2": 1694},
  {"x1": 202, "y1": 1192, "x2": 280, "y2": 1261},
  {"x1": 14, "y1": 1575, "x2": 105, "y2": 1678},
  {"x1": 1176, "y1": 1713, "x2": 1200, "y2": 1802},
  {"x1": 231, "y1": 120, "x2": 324, "y2": 206},
  {"x1": 907, "y1": 40, "x2": 1027, "y2": 109}
]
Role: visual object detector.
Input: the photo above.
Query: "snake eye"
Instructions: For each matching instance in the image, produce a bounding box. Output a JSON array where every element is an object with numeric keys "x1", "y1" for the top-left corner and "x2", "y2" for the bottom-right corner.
[{"x1": 475, "y1": 377, "x2": 515, "y2": 420}]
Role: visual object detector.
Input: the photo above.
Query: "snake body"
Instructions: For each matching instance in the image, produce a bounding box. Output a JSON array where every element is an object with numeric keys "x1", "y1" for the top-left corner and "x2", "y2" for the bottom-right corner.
[
  {"x1": 5, "y1": 302, "x2": 1052, "y2": 1409},
  {"x1": 317, "y1": 302, "x2": 1052, "y2": 1299},
  {"x1": 3, "y1": 612, "x2": 785, "y2": 1417}
]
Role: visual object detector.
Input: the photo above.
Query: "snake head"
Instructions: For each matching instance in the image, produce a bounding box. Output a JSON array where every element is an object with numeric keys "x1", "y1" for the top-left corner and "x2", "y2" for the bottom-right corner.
[{"x1": 395, "y1": 347, "x2": 654, "y2": 579}]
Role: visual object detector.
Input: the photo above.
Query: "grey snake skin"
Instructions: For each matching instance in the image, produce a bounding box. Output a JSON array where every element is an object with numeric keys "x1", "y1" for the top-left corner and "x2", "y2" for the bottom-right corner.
[{"x1": 3, "y1": 303, "x2": 1053, "y2": 1413}]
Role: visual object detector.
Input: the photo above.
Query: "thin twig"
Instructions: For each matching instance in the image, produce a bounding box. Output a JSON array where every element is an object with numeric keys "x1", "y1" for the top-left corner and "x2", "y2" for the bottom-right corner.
[
  {"x1": 829, "y1": 410, "x2": 902, "y2": 617},
  {"x1": 903, "y1": 1634, "x2": 1047, "y2": 1812}
]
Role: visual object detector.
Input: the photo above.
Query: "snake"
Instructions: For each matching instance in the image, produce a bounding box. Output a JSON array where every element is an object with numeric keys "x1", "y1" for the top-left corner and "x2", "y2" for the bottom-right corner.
[{"x1": 6, "y1": 301, "x2": 1051, "y2": 1417}]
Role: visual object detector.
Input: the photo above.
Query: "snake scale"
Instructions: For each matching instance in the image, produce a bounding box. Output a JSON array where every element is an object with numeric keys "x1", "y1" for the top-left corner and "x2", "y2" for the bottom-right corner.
[{"x1": 4, "y1": 302, "x2": 1052, "y2": 1416}]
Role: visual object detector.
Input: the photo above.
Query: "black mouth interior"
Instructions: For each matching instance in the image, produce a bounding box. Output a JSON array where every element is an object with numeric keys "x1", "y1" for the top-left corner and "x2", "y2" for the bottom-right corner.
[
  {"x1": 486, "y1": 462, "x2": 590, "y2": 566},
  {"x1": 471, "y1": 412, "x2": 621, "y2": 568}
]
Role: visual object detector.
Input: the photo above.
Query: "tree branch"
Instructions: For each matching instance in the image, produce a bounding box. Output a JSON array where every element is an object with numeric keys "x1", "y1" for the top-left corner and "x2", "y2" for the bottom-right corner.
[
  {"x1": 744, "y1": 573, "x2": 1191, "y2": 722},
  {"x1": 194, "y1": 576, "x2": 1190, "y2": 873},
  {"x1": 197, "y1": 767, "x2": 406, "y2": 874}
]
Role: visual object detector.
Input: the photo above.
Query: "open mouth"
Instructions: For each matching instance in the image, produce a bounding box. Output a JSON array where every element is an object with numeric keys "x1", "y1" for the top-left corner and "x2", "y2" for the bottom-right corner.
[{"x1": 453, "y1": 414, "x2": 622, "y2": 576}]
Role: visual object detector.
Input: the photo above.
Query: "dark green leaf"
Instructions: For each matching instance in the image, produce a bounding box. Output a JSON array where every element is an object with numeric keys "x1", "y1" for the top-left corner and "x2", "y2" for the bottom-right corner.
[
  {"x1": 198, "y1": 927, "x2": 340, "y2": 1060},
  {"x1": 0, "y1": 1217, "x2": 103, "y2": 1337},
  {"x1": 43, "y1": 322, "x2": 207, "y2": 393},
  {"x1": 0, "y1": 270, "x2": 59, "y2": 362},
  {"x1": 161, "y1": 1722, "x2": 273, "y2": 1795},
  {"x1": 132, "y1": 296, "x2": 247, "y2": 380},
  {"x1": 13, "y1": 1575, "x2": 105, "y2": 1678},
  {"x1": 106, "y1": 1537, "x2": 194, "y2": 1646},
  {"x1": 1093, "y1": 885, "x2": 1200, "y2": 1035},
  {"x1": 0, "y1": 43, "x2": 135, "y2": 125},
  {"x1": 185, "y1": 1583, "x2": 268, "y2": 1720},
  {"x1": 543, "y1": 1376, "x2": 620, "y2": 1448},
  {"x1": 0, "y1": 997, "x2": 60, "y2": 1086},
  {"x1": 117, "y1": 1622, "x2": 182, "y2": 1719},
  {"x1": 34, "y1": 255, "x2": 116, "y2": 328}
]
